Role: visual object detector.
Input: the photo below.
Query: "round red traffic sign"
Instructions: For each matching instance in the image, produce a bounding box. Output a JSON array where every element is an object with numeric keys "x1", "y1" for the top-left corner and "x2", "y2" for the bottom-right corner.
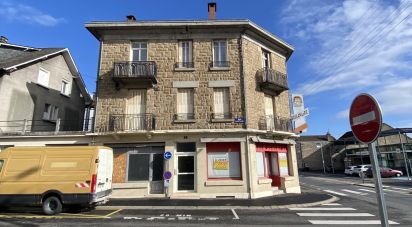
[{"x1": 349, "y1": 93, "x2": 382, "y2": 144}]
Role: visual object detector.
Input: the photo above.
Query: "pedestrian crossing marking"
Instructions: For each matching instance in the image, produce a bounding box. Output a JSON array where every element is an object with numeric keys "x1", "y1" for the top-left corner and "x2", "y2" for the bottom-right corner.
[
  {"x1": 341, "y1": 189, "x2": 367, "y2": 195},
  {"x1": 357, "y1": 188, "x2": 375, "y2": 193},
  {"x1": 323, "y1": 190, "x2": 347, "y2": 196},
  {"x1": 289, "y1": 207, "x2": 356, "y2": 211},
  {"x1": 308, "y1": 220, "x2": 399, "y2": 225},
  {"x1": 297, "y1": 213, "x2": 374, "y2": 217},
  {"x1": 321, "y1": 203, "x2": 341, "y2": 206}
]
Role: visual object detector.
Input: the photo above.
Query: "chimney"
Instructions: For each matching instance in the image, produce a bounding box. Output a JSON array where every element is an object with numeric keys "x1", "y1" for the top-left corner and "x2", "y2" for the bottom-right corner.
[
  {"x1": 208, "y1": 2, "x2": 217, "y2": 20},
  {"x1": 126, "y1": 15, "x2": 136, "y2": 22},
  {"x1": 0, "y1": 36, "x2": 8, "y2": 43}
]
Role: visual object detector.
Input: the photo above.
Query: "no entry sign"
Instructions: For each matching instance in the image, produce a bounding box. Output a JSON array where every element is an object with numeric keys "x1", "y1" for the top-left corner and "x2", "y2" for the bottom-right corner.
[{"x1": 349, "y1": 93, "x2": 382, "y2": 144}]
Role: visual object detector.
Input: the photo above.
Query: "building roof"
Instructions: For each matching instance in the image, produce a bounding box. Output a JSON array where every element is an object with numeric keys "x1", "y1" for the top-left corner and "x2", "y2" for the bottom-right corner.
[
  {"x1": 0, "y1": 42, "x2": 92, "y2": 105},
  {"x1": 296, "y1": 134, "x2": 336, "y2": 142},
  {"x1": 85, "y1": 19, "x2": 294, "y2": 60}
]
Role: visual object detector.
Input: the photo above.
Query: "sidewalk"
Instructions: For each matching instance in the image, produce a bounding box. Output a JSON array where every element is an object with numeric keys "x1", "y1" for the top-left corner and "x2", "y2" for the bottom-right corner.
[{"x1": 100, "y1": 191, "x2": 337, "y2": 210}]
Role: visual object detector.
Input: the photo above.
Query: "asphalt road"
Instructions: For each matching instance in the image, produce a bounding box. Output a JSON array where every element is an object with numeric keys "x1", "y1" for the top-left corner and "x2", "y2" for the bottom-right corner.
[{"x1": 0, "y1": 174, "x2": 411, "y2": 226}]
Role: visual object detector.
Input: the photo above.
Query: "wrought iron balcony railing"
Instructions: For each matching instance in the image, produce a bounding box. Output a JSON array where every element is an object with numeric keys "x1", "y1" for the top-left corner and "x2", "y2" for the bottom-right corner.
[
  {"x1": 210, "y1": 61, "x2": 230, "y2": 68},
  {"x1": 175, "y1": 62, "x2": 195, "y2": 69},
  {"x1": 211, "y1": 112, "x2": 232, "y2": 120},
  {"x1": 174, "y1": 113, "x2": 195, "y2": 121},
  {"x1": 256, "y1": 67, "x2": 288, "y2": 95},
  {"x1": 259, "y1": 115, "x2": 292, "y2": 132},
  {"x1": 108, "y1": 114, "x2": 155, "y2": 132},
  {"x1": 113, "y1": 61, "x2": 157, "y2": 83}
]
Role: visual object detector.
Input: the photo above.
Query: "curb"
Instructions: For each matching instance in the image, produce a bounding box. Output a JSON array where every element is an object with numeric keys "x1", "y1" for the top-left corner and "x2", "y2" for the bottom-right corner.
[{"x1": 96, "y1": 195, "x2": 339, "y2": 211}]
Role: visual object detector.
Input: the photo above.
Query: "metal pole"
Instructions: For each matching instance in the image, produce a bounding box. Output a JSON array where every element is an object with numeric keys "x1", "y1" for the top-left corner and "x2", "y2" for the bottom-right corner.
[
  {"x1": 399, "y1": 131, "x2": 411, "y2": 180},
  {"x1": 369, "y1": 141, "x2": 389, "y2": 227},
  {"x1": 320, "y1": 144, "x2": 326, "y2": 174},
  {"x1": 329, "y1": 145, "x2": 335, "y2": 174}
]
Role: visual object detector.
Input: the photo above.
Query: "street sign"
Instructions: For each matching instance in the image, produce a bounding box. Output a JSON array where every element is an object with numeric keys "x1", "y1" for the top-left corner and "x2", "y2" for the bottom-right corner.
[
  {"x1": 234, "y1": 117, "x2": 245, "y2": 123},
  {"x1": 291, "y1": 108, "x2": 309, "y2": 120},
  {"x1": 163, "y1": 171, "x2": 172, "y2": 180},
  {"x1": 349, "y1": 93, "x2": 382, "y2": 144},
  {"x1": 164, "y1": 151, "x2": 172, "y2": 160}
]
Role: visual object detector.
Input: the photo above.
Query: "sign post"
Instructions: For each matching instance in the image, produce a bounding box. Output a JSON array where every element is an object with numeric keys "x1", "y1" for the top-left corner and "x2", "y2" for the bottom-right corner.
[{"x1": 349, "y1": 93, "x2": 388, "y2": 227}]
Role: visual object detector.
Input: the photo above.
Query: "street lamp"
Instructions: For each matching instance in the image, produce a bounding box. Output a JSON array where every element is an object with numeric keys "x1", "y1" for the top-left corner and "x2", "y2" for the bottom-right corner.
[{"x1": 316, "y1": 143, "x2": 326, "y2": 174}]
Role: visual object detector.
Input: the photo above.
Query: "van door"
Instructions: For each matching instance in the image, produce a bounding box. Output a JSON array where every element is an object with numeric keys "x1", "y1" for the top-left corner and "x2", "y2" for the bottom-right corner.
[{"x1": 96, "y1": 149, "x2": 113, "y2": 194}]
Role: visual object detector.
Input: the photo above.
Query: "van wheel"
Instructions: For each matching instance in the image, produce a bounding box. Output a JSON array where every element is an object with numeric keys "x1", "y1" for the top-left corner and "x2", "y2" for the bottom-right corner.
[{"x1": 42, "y1": 196, "x2": 62, "y2": 215}]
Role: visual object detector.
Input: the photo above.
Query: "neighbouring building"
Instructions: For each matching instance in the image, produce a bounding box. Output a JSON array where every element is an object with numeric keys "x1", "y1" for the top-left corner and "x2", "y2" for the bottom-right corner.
[
  {"x1": 84, "y1": 3, "x2": 300, "y2": 198},
  {"x1": 0, "y1": 37, "x2": 92, "y2": 136}
]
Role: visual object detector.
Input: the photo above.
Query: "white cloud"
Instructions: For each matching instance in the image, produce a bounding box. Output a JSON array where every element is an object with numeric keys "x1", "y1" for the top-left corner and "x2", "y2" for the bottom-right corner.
[
  {"x1": 336, "y1": 109, "x2": 349, "y2": 119},
  {"x1": 281, "y1": 0, "x2": 412, "y2": 97},
  {"x1": 374, "y1": 78, "x2": 412, "y2": 115},
  {"x1": 0, "y1": 1, "x2": 65, "y2": 26}
]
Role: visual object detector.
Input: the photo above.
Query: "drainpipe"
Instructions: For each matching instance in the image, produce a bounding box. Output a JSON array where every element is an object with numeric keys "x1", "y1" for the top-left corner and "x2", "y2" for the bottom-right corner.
[{"x1": 93, "y1": 40, "x2": 104, "y2": 133}]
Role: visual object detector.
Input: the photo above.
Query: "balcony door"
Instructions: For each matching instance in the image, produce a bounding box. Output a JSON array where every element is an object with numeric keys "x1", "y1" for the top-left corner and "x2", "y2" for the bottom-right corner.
[
  {"x1": 131, "y1": 42, "x2": 147, "y2": 61},
  {"x1": 264, "y1": 95, "x2": 274, "y2": 130},
  {"x1": 126, "y1": 89, "x2": 146, "y2": 131}
]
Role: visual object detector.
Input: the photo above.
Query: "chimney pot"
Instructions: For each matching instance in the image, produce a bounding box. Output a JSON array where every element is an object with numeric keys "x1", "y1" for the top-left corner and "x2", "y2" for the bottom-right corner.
[
  {"x1": 208, "y1": 2, "x2": 217, "y2": 20},
  {"x1": 0, "y1": 36, "x2": 8, "y2": 43},
  {"x1": 126, "y1": 15, "x2": 136, "y2": 22}
]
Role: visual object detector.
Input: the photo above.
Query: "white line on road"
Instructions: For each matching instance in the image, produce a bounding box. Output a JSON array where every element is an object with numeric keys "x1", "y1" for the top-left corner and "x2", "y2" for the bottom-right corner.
[
  {"x1": 323, "y1": 190, "x2": 347, "y2": 196},
  {"x1": 297, "y1": 213, "x2": 374, "y2": 217},
  {"x1": 231, "y1": 208, "x2": 239, "y2": 220},
  {"x1": 341, "y1": 189, "x2": 368, "y2": 195},
  {"x1": 289, "y1": 207, "x2": 356, "y2": 211},
  {"x1": 308, "y1": 220, "x2": 399, "y2": 225},
  {"x1": 391, "y1": 187, "x2": 412, "y2": 191},
  {"x1": 321, "y1": 203, "x2": 341, "y2": 206},
  {"x1": 358, "y1": 188, "x2": 376, "y2": 193}
]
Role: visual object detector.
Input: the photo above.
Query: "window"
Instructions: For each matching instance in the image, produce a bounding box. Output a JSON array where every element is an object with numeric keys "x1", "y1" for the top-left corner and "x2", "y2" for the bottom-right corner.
[
  {"x1": 207, "y1": 142, "x2": 241, "y2": 179},
  {"x1": 176, "y1": 89, "x2": 194, "y2": 120},
  {"x1": 61, "y1": 80, "x2": 71, "y2": 96},
  {"x1": 43, "y1": 104, "x2": 59, "y2": 121},
  {"x1": 178, "y1": 40, "x2": 193, "y2": 68},
  {"x1": 213, "y1": 88, "x2": 230, "y2": 119},
  {"x1": 262, "y1": 50, "x2": 271, "y2": 68},
  {"x1": 131, "y1": 42, "x2": 148, "y2": 61},
  {"x1": 0, "y1": 160, "x2": 3, "y2": 172},
  {"x1": 213, "y1": 40, "x2": 228, "y2": 67},
  {"x1": 256, "y1": 152, "x2": 265, "y2": 177},
  {"x1": 37, "y1": 68, "x2": 50, "y2": 87}
]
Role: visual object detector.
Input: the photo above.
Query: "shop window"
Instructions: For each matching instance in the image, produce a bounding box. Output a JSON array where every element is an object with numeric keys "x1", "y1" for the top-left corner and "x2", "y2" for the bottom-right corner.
[
  {"x1": 128, "y1": 154, "x2": 150, "y2": 181},
  {"x1": 256, "y1": 152, "x2": 265, "y2": 177},
  {"x1": 207, "y1": 142, "x2": 241, "y2": 179}
]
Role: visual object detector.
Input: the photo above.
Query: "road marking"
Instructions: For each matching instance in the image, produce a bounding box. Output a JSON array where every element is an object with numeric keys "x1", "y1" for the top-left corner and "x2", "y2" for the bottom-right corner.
[
  {"x1": 391, "y1": 187, "x2": 411, "y2": 191},
  {"x1": 308, "y1": 220, "x2": 399, "y2": 225},
  {"x1": 358, "y1": 188, "x2": 376, "y2": 193},
  {"x1": 289, "y1": 207, "x2": 356, "y2": 211},
  {"x1": 231, "y1": 208, "x2": 239, "y2": 220},
  {"x1": 383, "y1": 188, "x2": 403, "y2": 193},
  {"x1": 321, "y1": 203, "x2": 341, "y2": 206},
  {"x1": 297, "y1": 213, "x2": 374, "y2": 217},
  {"x1": 341, "y1": 189, "x2": 367, "y2": 195},
  {"x1": 0, "y1": 214, "x2": 107, "y2": 219},
  {"x1": 323, "y1": 190, "x2": 347, "y2": 196},
  {"x1": 104, "y1": 209, "x2": 123, "y2": 217}
]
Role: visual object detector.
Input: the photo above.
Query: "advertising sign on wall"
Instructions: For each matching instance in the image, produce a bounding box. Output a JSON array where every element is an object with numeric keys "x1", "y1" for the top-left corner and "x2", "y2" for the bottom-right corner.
[
  {"x1": 213, "y1": 157, "x2": 229, "y2": 170},
  {"x1": 291, "y1": 94, "x2": 308, "y2": 133},
  {"x1": 279, "y1": 153, "x2": 289, "y2": 176}
]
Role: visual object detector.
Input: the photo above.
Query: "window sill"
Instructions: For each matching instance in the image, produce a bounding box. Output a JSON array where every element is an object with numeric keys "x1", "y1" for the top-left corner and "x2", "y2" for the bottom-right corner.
[
  {"x1": 174, "y1": 67, "x2": 195, "y2": 72},
  {"x1": 211, "y1": 118, "x2": 233, "y2": 123},
  {"x1": 209, "y1": 67, "x2": 230, "y2": 71},
  {"x1": 60, "y1": 93, "x2": 71, "y2": 98},
  {"x1": 36, "y1": 83, "x2": 49, "y2": 90},
  {"x1": 258, "y1": 178, "x2": 272, "y2": 185},
  {"x1": 42, "y1": 118, "x2": 56, "y2": 124},
  {"x1": 205, "y1": 180, "x2": 244, "y2": 186},
  {"x1": 173, "y1": 119, "x2": 196, "y2": 124}
]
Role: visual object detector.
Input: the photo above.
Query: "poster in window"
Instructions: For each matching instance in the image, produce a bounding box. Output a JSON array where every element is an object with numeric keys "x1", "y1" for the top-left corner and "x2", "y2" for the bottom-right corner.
[
  {"x1": 278, "y1": 152, "x2": 289, "y2": 176},
  {"x1": 213, "y1": 157, "x2": 229, "y2": 170}
]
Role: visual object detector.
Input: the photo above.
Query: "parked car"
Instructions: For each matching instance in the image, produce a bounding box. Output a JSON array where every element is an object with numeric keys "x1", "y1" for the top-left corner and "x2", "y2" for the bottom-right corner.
[
  {"x1": 353, "y1": 164, "x2": 371, "y2": 177},
  {"x1": 365, "y1": 167, "x2": 403, "y2": 178},
  {"x1": 345, "y1": 166, "x2": 357, "y2": 175}
]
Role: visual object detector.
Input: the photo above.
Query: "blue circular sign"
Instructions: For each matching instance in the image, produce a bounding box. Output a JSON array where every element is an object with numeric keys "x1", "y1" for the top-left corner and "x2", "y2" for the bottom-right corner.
[
  {"x1": 163, "y1": 171, "x2": 172, "y2": 180},
  {"x1": 164, "y1": 151, "x2": 172, "y2": 160}
]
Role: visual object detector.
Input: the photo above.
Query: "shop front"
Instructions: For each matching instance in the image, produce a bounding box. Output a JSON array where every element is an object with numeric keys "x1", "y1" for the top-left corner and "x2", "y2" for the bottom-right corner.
[{"x1": 256, "y1": 143, "x2": 289, "y2": 187}]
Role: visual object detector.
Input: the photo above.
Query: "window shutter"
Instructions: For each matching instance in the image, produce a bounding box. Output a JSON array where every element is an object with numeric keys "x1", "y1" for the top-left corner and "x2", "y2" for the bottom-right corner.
[
  {"x1": 264, "y1": 95, "x2": 274, "y2": 116},
  {"x1": 38, "y1": 68, "x2": 49, "y2": 87},
  {"x1": 187, "y1": 89, "x2": 193, "y2": 114}
]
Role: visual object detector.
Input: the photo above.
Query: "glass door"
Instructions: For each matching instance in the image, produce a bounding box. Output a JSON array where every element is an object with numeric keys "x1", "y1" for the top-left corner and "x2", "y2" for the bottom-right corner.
[{"x1": 177, "y1": 155, "x2": 195, "y2": 191}]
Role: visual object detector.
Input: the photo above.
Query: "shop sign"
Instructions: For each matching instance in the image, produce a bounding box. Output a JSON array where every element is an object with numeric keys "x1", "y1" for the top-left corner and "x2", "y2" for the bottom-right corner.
[{"x1": 213, "y1": 157, "x2": 229, "y2": 170}]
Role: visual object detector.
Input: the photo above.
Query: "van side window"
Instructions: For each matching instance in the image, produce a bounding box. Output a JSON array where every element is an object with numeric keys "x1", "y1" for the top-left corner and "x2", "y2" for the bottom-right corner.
[{"x1": 0, "y1": 160, "x2": 3, "y2": 172}]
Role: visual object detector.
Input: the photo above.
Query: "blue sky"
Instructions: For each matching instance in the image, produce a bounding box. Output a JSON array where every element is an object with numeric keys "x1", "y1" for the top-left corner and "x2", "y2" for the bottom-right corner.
[{"x1": 1, "y1": 0, "x2": 411, "y2": 138}]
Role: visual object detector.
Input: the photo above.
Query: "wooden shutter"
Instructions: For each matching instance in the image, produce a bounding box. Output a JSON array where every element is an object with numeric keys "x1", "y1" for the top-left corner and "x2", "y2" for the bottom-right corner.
[{"x1": 264, "y1": 95, "x2": 274, "y2": 117}]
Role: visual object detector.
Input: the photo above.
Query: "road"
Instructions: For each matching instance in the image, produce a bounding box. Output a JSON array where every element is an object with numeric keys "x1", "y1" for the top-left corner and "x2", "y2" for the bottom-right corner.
[{"x1": 0, "y1": 174, "x2": 411, "y2": 226}]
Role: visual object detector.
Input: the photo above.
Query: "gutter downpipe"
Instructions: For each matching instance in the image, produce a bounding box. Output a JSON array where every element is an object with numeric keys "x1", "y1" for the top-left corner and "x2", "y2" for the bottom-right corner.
[
  {"x1": 240, "y1": 32, "x2": 253, "y2": 198},
  {"x1": 92, "y1": 39, "x2": 103, "y2": 134}
]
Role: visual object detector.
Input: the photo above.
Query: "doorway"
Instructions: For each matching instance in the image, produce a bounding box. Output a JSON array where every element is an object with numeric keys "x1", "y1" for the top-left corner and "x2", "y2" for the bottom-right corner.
[{"x1": 175, "y1": 142, "x2": 196, "y2": 192}]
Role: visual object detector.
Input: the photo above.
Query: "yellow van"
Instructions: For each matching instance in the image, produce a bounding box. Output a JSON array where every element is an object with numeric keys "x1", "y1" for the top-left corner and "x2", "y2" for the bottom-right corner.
[{"x1": 0, "y1": 146, "x2": 113, "y2": 215}]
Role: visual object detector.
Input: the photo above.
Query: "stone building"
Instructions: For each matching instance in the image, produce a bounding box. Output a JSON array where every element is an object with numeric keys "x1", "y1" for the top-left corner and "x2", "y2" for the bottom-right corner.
[{"x1": 84, "y1": 5, "x2": 300, "y2": 198}]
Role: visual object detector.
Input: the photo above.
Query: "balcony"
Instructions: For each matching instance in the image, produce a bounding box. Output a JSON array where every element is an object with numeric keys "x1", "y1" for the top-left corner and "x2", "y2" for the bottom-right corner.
[
  {"x1": 113, "y1": 61, "x2": 157, "y2": 89},
  {"x1": 259, "y1": 115, "x2": 292, "y2": 132},
  {"x1": 106, "y1": 114, "x2": 155, "y2": 132},
  {"x1": 211, "y1": 112, "x2": 233, "y2": 123},
  {"x1": 256, "y1": 68, "x2": 288, "y2": 95}
]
